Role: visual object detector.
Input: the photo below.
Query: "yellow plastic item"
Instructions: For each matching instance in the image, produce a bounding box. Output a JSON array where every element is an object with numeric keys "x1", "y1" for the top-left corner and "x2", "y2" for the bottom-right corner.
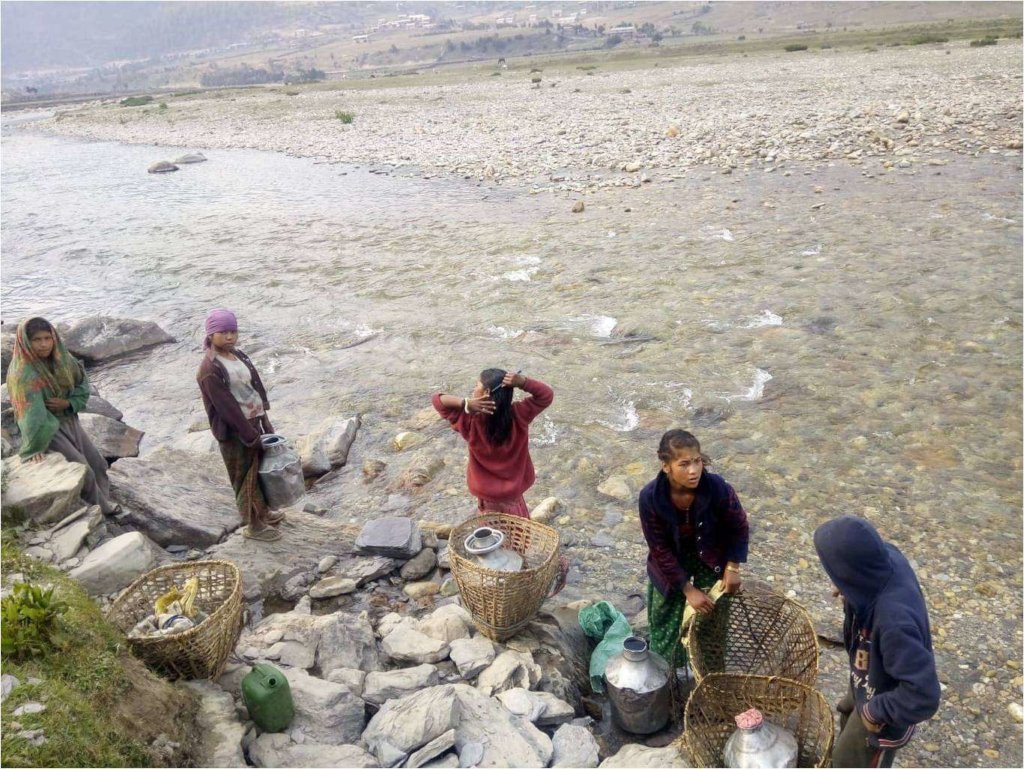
[
  {"x1": 680, "y1": 580, "x2": 728, "y2": 641},
  {"x1": 153, "y1": 577, "x2": 200, "y2": 618}
]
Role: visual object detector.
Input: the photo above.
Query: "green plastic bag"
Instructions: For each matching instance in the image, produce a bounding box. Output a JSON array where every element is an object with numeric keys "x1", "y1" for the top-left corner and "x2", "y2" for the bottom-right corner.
[{"x1": 579, "y1": 600, "x2": 633, "y2": 693}]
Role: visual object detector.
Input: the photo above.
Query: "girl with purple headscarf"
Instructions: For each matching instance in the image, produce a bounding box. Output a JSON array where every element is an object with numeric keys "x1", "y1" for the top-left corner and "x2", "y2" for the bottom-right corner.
[{"x1": 196, "y1": 309, "x2": 282, "y2": 541}]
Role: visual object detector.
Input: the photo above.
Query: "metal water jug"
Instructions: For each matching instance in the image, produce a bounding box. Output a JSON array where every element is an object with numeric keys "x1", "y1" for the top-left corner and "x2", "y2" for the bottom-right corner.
[
  {"x1": 604, "y1": 636, "x2": 672, "y2": 734},
  {"x1": 723, "y1": 708, "x2": 798, "y2": 769},
  {"x1": 463, "y1": 527, "x2": 523, "y2": 572},
  {"x1": 258, "y1": 434, "x2": 305, "y2": 510}
]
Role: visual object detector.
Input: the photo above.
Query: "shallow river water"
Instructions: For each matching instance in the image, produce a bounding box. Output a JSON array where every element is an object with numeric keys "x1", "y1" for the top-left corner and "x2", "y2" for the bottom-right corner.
[{"x1": 3, "y1": 122, "x2": 1022, "y2": 765}]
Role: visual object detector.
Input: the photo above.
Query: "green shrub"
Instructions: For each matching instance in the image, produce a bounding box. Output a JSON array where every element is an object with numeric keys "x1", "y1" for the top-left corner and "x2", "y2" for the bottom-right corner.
[
  {"x1": 577, "y1": 65, "x2": 598, "y2": 71},
  {"x1": 335, "y1": 110, "x2": 355, "y2": 124},
  {"x1": 491, "y1": 71, "x2": 502, "y2": 76},
  {"x1": 1, "y1": 582, "x2": 69, "y2": 661},
  {"x1": 531, "y1": 76, "x2": 542, "y2": 84},
  {"x1": 820, "y1": 43, "x2": 833, "y2": 49},
  {"x1": 158, "y1": 102, "x2": 168, "y2": 110},
  {"x1": 737, "y1": 35, "x2": 746, "y2": 41},
  {"x1": 784, "y1": 44, "x2": 808, "y2": 52},
  {"x1": 910, "y1": 34, "x2": 949, "y2": 45},
  {"x1": 969, "y1": 37, "x2": 998, "y2": 47},
  {"x1": 119, "y1": 95, "x2": 153, "y2": 107}
]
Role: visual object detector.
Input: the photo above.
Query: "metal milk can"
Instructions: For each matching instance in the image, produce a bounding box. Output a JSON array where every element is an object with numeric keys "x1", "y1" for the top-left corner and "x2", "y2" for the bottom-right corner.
[
  {"x1": 604, "y1": 635, "x2": 672, "y2": 734},
  {"x1": 723, "y1": 708, "x2": 799, "y2": 769},
  {"x1": 258, "y1": 434, "x2": 305, "y2": 510},
  {"x1": 463, "y1": 527, "x2": 523, "y2": 572}
]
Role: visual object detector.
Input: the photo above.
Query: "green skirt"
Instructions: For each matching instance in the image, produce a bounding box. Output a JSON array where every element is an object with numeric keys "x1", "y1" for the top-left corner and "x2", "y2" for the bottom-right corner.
[{"x1": 647, "y1": 550, "x2": 723, "y2": 669}]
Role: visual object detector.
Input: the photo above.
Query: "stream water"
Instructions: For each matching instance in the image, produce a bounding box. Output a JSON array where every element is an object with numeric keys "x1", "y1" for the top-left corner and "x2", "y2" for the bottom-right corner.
[{"x1": 2, "y1": 123, "x2": 1022, "y2": 761}]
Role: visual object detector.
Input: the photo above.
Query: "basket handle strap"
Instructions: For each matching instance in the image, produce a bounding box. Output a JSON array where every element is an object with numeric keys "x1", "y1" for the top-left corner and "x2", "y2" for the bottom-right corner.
[{"x1": 547, "y1": 554, "x2": 570, "y2": 597}]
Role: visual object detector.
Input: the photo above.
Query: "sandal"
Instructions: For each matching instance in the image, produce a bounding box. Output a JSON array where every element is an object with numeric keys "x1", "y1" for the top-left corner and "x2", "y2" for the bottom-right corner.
[
  {"x1": 265, "y1": 511, "x2": 287, "y2": 526},
  {"x1": 243, "y1": 526, "x2": 282, "y2": 542}
]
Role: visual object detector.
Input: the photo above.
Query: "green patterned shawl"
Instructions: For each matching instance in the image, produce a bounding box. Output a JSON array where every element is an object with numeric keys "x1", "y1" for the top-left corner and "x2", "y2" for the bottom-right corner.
[{"x1": 7, "y1": 319, "x2": 89, "y2": 458}]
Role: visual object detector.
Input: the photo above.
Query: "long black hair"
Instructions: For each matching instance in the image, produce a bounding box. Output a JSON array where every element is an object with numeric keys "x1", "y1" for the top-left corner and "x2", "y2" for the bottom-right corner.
[{"x1": 480, "y1": 368, "x2": 513, "y2": 446}]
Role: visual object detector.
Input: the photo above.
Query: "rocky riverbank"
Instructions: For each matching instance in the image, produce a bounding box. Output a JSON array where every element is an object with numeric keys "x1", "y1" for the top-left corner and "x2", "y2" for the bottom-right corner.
[{"x1": 35, "y1": 42, "x2": 1023, "y2": 194}]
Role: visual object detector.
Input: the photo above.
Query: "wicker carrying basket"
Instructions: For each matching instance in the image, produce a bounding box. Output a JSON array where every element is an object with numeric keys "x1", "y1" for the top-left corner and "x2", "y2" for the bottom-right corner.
[
  {"x1": 449, "y1": 513, "x2": 560, "y2": 641},
  {"x1": 687, "y1": 582, "x2": 819, "y2": 687},
  {"x1": 681, "y1": 673, "x2": 835, "y2": 768},
  {"x1": 107, "y1": 560, "x2": 243, "y2": 681}
]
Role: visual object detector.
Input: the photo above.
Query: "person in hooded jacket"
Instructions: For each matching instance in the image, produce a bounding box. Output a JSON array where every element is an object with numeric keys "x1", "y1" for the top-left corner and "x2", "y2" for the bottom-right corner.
[{"x1": 813, "y1": 516, "x2": 941, "y2": 768}]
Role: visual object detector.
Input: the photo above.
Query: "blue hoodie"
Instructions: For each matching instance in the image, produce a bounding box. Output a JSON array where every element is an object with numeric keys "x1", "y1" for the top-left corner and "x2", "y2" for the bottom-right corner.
[{"x1": 814, "y1": 516, "x2": 940, "y2": 750}]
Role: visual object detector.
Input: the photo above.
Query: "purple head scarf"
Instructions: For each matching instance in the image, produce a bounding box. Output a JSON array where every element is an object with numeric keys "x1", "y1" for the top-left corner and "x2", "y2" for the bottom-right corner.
[{"x1": 204, "y1": 308, "x2": 238, "y2": 348}]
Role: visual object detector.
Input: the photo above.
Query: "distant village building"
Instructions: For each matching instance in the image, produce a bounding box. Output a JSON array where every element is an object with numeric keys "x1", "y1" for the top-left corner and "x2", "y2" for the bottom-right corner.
[
  {"x1": 608, "y1": 25, "x2": 637, "y2": 37},
  {"x1": 353, "y1": 34, "x2": 369, "y2": 43}
]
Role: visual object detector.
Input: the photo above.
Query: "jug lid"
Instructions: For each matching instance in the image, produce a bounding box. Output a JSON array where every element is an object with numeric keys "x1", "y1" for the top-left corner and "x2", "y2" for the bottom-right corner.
[
  {"x1": 261, "y1": 434, "x2": 285, "y2": 447},
  {"x1": 735, "y1": 708, "x2": 764, "y2": 731},
  {"x1": 622, "y1": 635, "x2": 651, "y2": 662},
  {"x1": 465, "y1": 527, "x2": 504, "y2": 555}
]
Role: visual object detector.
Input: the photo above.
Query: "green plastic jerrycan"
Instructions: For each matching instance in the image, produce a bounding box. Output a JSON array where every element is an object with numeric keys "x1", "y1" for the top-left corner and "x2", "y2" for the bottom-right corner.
[{"x1": 242, "y1": 663, "x2": 295, "y2": 733}]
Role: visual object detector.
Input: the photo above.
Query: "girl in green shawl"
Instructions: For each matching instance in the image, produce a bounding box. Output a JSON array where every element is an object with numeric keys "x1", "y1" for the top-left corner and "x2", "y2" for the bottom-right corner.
[{"x1": 7, "y1": 317, "x2": 118, "y2": 514}]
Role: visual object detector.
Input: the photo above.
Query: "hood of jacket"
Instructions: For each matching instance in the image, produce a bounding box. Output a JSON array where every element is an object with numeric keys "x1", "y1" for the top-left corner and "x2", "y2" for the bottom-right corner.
[{"x1": 814, "y1": 515, "x2": 894, "y2": 624}]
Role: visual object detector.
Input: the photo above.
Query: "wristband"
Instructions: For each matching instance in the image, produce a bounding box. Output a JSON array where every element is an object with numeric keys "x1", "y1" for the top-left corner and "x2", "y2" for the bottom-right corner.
[{"x1": 463, "y1": 398, "x2": 470, "y2": 414}]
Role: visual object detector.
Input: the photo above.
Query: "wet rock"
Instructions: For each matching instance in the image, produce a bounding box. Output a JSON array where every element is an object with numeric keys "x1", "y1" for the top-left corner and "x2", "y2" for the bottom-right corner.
[
  {"x1": 530, "y1": 497, "x2": 564, "y2": 523},
  {"x1": 476, "y1": 650, "x2": 542, "y2": 696},
  {"x1": 382, "y1": 622, "x2": 450, "y2": 664},
  {"x1": 78, "y1": 413, "x2": 144, "y2": 460},
  {"x1": 110, "y1": 447, "x2": 240, "y2": 547},
  {"x1": 400, "y1": 548, "x2": 437, "y2": 580},
  {"x1": 309, "y1": 576, "x2": 358, "y2": 599},
  {"x1": 249, "y1": 733, "x2": 377, "y2": 768},
  {"x1": 56, "y1": 316, "x2": 174, "y2": 362},
  {"x1": 68, "y1": 531, "x2": 158, "y2": 594},
  {"x1": 597, "y1": 476, "x2": 632, "y2": 502},
  {"x1": 283, "y1": 667, "x2": 365, "y2": 745},
  {"x1": 363, "y1": 458, "x2": 387, "y2": 481},
  {"x1": 356, "y1": 517, "x2": 422, "y2": 558},
  {"x1": 552, "y1": 723, "x2": 599, "y2": 767},
  {"x1": 364, "y1": 664, "x2": 441, "y2": 705},
  {"x1": 182, "y1": 680, "x2": 246, "y2": 768},
  {"x1": 395, "y1": 454, "x2": 445, "y2": 490},
  {"x1": 418, "y1": 604, "x2": 474, "y2": 644},
  {"x1": 148, "y1": 161, "x2": 179, "y2": 173},
  {"x1": 599, "y1": 743, "x2": 689, "y2": 767},
  {"x1": 1, "y1": 454, "x2": 87, "y2": 525}
]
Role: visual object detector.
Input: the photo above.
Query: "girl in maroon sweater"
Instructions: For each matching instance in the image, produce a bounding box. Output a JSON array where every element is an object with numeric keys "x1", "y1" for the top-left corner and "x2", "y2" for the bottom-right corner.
[{"x1": 432, "y1": 368, "x2": 553, "y2": 517}]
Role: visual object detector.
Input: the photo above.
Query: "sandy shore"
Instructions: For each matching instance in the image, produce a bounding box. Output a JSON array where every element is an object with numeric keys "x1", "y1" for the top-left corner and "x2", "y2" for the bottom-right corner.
[{"x1": 38, "y1": 42, "x2": 1023, "y2": 192}]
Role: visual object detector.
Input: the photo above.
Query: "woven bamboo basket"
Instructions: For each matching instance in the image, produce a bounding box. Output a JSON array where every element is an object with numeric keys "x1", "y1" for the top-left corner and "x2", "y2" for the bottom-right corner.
[
  {"x1": 449, "y1": 513, "x2": 560, "y2": 641},
  {"x1": 681, "y1": 673, "x2": 834, "y2": 768},
  {"x1": 686, "y1": 582, "x2": 819, "y2": 687},
  {"x1": 107, "y1": 560, "x2": 243, "y2": 681}
]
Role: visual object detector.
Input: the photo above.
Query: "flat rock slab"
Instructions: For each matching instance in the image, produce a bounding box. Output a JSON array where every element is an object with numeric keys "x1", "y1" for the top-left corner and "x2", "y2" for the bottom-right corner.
[
  {"x1": 249, "y1": 733, "x2": 377, "y2": 768},
  {"x1": 78, "y1": 413, "x2": 144, "y2": 459},
  {"x1": 181, "y1": 680, "x2": 247, "y2": 768},
  {"x1": 598, "y1": 743, "x2": 690, "y2": 767},
  {"x1": 69, "y1": 531, "x2": 158, "y2": 595},
  {"x1": 355, "y1": 517, "x2": 422, "y2": 558},
  {"x1": 2, "y1": 454, "x2": 87, "y2": 525},
  {"x1": 110, "y1": 447, "x2": 239, "y2": 548},
  {"x1": 57, "y1": 316, "x2": 174, "y2": 362},
  {"x1": 207, "y1": 511, "x2": 363, "y2": 600}
]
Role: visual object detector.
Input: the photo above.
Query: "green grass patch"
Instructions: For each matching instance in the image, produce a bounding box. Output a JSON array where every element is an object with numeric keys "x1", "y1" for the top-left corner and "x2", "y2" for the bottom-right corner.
[
  {"x1": 784, "y1": 44, "x2": 809, "y2": 52},
  {"x1": 119, "y1": 95, "x2": 153, "y2": 107},
  {"x1": 969, "y1": 36, "x2": 998, "y2": 47},
  {"x1": 0, "y1": 539, "x2": 194, "y2": 767},
  {"x1": 335, "y1": 110, "x2": 355, "y2": 123}
]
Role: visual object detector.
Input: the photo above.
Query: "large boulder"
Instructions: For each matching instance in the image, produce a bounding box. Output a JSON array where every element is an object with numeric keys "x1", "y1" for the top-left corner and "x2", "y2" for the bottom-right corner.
[
  {"x1": 78, "y1": 413, "x2": 143, "y2": 460},
  {"x1": 283, "y1": 667, "x2": 366, "y2": 745},
  {"x1": 109, "y1": 447, "x2": 239, "y2": 548},
  {"x1": 249, "y1": 733, "x2": 377, "y2": 768},
  {"x1": 356, "y1": 517, "x2": 422, "y2": 559},
  {"x1": 79, "y1": 394, "x2": 123, "y2": 421},
  {"x1": 1, "y1": 454, "x2": 87, "y2": 525},
  {"x1": 206, "y1": 512, "x2": 365, "y2": 600},
  {"x1": 68, "y1": 531, "x2": 158, "y2": 594},
  {"x1": 181, "y1": 680, "x2": 246, "y2": 768},
  {"x1": 57, "y1": 316, "x2": 174, "y2": 363},
  {"x1": 417, "y1": 604, "x2": 473, "y2": 644},
  {"x1": 448, "y1": 636, "x2": 495, "y2": 679},
  {"x1": 450, "y1": 684, "x2": 552, "y2": 768},
  {"x1": 381, "y1": 622, "x2": 450, "y2": 665},
  {"x1": 361, "y1": 685, "x2": 461, "y2": 766},
  {"x1": 598, "y1": 743, "x2": 690, "y2": 767},
  {"x1": 475, "y1": 650, "x2": 542, "y2": 697}
]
